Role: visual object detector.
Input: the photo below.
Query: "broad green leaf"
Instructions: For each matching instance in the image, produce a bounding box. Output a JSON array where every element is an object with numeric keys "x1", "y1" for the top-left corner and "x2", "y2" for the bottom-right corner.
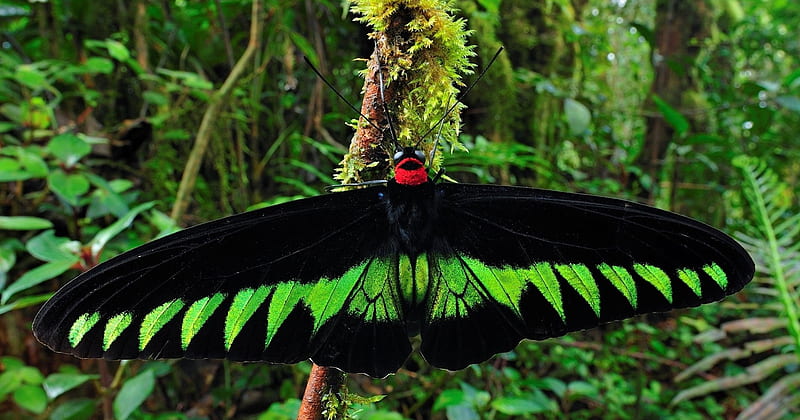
[
  {"x1": 50, "y1": 398, "x2": 96, "y2": 420},
  {"x1": 13, "y1": 384, "x2": 47, "y2": 414},
  {"x1": 15, "y1": 147, "x2": 48, "y2": 178},
  {"x1": 0, "y1": 157, "x2": 31, "y2": 181},
  {"x1": 48, "y1": 170, "x2": 90, "y2": 206},
  {"x1": 433, "y1": 389, "x2": 465, "y2": 411},
  {"x1": 652, "y1": 94, "x2": 689, "y2": 136},
  {"x1": 17, "y1": 366, "x2": 44, "y2": 385},
  {"x1": 47, "y1": 133, "x2": 91, "y2": 167},
  {"x1": 142, "y1": 91, "x2": 168, "y2": 106},
  {"x1": 0, "y1": 216, "x2": 53, "y2": 231},
  {"x1": 1, "y1": 260, "x2": 75, "y2": 304},
  {"x1": 44, "y1": 373, "x2": 98, "y2": 399},
  {"x1": 26, "y1": 230, "x2": 80, "y2": 262},
  {"x1": 88, "y1": 201, "x2": 156, "y2": 257},
  {"x1": 564, "y1": 98, "x2": 592, "y2": 136},
  {"x1": 445, "y1": 405, "x2": 479, "y2": 420},
  {"x1": 258, "y1": 399, "x2": 301, "y2": 420},
  {"x1": 106, "y1": 40, "x2": 130, "y2": 61},
  {"x1": 113, "y1": 370, "x2": 155, "y2": 420},
  {"x1": 491, "y1": 396, "x2": 552, "y2": 415},
  {"x1": 14, "y1": 65, "x2": 48, "y2": 90},
  {"x1": 83, "y1": 57, "x2": 114, "y2": 74}
]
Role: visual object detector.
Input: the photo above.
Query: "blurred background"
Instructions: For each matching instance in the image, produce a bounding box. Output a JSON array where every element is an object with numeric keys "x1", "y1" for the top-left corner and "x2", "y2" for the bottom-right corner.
[{"x1": 1, "y1": 0, "x2": 798, "y2": 419}]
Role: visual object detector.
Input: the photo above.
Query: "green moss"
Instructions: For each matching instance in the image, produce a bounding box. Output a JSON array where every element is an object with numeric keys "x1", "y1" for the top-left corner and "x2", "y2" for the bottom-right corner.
[{"x1": 341, "y1": 0, "x2": 475, "y2": 181}]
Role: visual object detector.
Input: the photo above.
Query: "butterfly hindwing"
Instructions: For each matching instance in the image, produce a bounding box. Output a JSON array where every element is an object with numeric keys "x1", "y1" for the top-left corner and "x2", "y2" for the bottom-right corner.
[
  {"x1": 416, "y1": 183, "x2": 753, "y2": 370},
  {"x1": 33, "y1": 187, "x2": 411, "y2": 377}
]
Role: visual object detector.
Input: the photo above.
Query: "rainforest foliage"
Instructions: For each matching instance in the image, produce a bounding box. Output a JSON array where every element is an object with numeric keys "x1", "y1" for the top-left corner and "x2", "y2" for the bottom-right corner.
[{"x1": 1, "y1": 0, "x2": 799, "y2": 419}]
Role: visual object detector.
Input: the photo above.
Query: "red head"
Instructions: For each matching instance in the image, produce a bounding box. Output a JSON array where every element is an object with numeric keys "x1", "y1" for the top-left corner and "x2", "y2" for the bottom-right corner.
[{"x1": 393, "y1": 148, "x2": 430, "y2": 186}]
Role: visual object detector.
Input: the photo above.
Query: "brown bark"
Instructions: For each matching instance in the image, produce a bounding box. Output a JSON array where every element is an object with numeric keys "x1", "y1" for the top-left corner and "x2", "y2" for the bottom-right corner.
[
  {"x1": 638, "y1": 0, "x2": 712, "y2": 199},
  {"x1": 297, "y1": 364, "x2": 344, "y2": 420}
]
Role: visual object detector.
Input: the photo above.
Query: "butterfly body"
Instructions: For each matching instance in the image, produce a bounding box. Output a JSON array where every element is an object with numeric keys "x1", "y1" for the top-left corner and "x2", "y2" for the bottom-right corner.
[{"x1": 34, "y1": 149, "x2": 753, "y2": 377}]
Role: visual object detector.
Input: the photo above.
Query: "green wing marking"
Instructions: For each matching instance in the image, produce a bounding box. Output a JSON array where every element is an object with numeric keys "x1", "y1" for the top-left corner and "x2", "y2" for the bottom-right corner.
[
  {"x1": 69, "y1": 312, "x2": 100, "y2": 348},
  {"x1": 556, "y1": 263, "x2": 601, "y2": 317},
  {"x1": 181, "y1": 293, "x2": 225, "y2": 350},
  {"x1": 140, "y1": 299, "x2": 185, "y2": 351},
  {"x1": 703, "y1": 263, "x2": 728, "y2": 289},
  {"x1": 677, "y1": 269, "x2": 703, "y2": 297},
  {"x1": 633, "y1": 264, "x2": 673, "y2": 303},
  {"x1": 306, "y1": 261, "x2": 366, "y2": 333},
  {"x1": 597, "y1": 263, "x2": 637, "y2": 309},
  {"x1": 103, "y1": 312, "x2": 132, "y2": 351},
  {"x1": 225, "y1": 286, "x2": 271, "y2": 350},
  {"x1": 265, "y1": 282, "x2": 312, "y2": 348},
  {"x1": 528, "y1": 263, "x2": 566, "y2": 322}
]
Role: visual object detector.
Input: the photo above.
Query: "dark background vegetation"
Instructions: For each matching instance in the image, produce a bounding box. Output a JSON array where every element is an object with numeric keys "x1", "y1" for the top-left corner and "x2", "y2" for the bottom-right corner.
[{"x1": 1, "y1": 0, "x2": 799, "y2": 419}]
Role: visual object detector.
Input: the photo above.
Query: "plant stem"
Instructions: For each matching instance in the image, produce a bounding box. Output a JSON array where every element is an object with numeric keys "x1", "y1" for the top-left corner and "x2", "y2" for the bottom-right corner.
[
  {"x1": 170, "y1": 0, "x2": 263, "y2": 222},
  {"x1": 297, "y1": 364, "x2": 344, "y2": 419}
]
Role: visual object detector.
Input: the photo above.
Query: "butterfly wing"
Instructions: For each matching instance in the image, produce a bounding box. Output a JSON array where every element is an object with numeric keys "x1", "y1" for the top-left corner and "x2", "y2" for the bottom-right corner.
[
  {"x1": 419, "y1": 183, "x2": 754, "y2": 370},
  {"x1": 33, "y1": 187, "x2": 411, "y2": 377}
]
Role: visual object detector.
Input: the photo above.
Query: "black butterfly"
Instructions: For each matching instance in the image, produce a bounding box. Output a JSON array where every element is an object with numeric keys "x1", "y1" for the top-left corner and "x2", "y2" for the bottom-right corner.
[{"x1": 33, "y1": 145, "x2": 753, "y2": 378}]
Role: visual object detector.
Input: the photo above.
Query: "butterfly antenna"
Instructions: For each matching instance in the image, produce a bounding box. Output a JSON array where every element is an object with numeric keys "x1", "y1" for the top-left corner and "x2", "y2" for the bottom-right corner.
[
  {"x1": 303, "y1": 56, "x2": 383, "y2": 133},
  {"x1": 426, "y1": 94, "x2": 453, "y2": 164},
  {"x1": 416, "y1": 46, "x2": 504, "y2": 144},
  {"x1": 373, "y1": 42, "x2": 402, "y2": 151}
]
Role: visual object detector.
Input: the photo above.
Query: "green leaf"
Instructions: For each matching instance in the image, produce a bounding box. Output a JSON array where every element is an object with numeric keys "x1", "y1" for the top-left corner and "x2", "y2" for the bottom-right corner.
[
  {"x1": 50, "y1": 398, "x2": 96, "y2": 420},
  {"x1": 0, "y1": 216, "x2": 53, "y2": 231},
  {"x1": 433, "y1": 389, "x2": 465, "y2": 411},
  {"x1": 44, "y1": 373, "x2": 98, "y2": 399},
  {"x1": 0, "y1": 293, "x2": 52, "y2": 316},
  {"x1": 14, "y1": 65, "x2": 48, "y2": 90},
  {"x1": 106, "y1": 40, "x2": 130, "y2": 61},
  {"x1": 18, "y1": 366, "x2": 44, "y2": 385},
  {"x1": 26, "y1": 230, "x2": 80, "y2": 262},
  {"x1": 142, "y1": 91, "x2": 168, "y2": 106},
  {"x1": 0, "y1": 157, "x2": 31, "y2": 181},
  {"x1": 15, "y1": 147, "x2": 48, "y2": 178},
  {"x1": 13, "y1": 384, "x2": 47, "y2": 414},
  {"x1": 258, "y1": 399, "x2": 301, "y2": 420},
  {"x1": 1, "y1": 260, "x2": 75, "y2": 304},
  {"x1": 113, "y1": 370, "x2": 155, "y2": 420},
  {"x1": 88, "y1": 202, "x2": 156, "y2": 258},
  {"x1": 652, "y1": 94, "x2": 689, "y2": 136},
  {"x1": 491, "y1": 396, "x2": 551, "y2": 415},
  {"x1": 48, "y1": 170, "x2": 90, "y2": 206},
  {"x1": 564, "y1": 98, "x2": 592, "y2": 136},
  {"x1": 47, "y1": 133, "x2": 91, "y2": 167},
  {"x1": 83, "y1": 57, "x2": 114, "y2": 74}
]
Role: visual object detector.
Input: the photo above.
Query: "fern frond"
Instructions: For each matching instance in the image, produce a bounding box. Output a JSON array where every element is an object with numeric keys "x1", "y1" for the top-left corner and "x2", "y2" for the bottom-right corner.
[{"x1": 733, "y1": 155, "x2": 800, "y2": 361}]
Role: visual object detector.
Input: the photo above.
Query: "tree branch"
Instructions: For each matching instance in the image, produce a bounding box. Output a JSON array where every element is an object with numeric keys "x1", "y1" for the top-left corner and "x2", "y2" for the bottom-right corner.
[{"x1": 170, "y1": 0, "x2": 263, "y2": 221}]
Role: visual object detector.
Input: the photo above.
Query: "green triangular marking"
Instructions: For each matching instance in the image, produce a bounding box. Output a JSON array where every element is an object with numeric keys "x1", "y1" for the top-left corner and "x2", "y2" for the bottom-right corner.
[
  {"x1": 528, "y1": 262, "x2": 565, "y2": 322},
  {"x1": 181, "y1": 293, "x2": 225, "y2": 350},
  {"x1": 677, "y1": 268, "x2": 703, "y2": 297},
  {"x1": 265, "y1": 282, "x2": 311, "y2": 348},
  {"x1": 597, "y1": 263, "x2": 637, "y2": 309},
  {"x1": 225, "y1": 286, "x2": 271, "y2": 351},
  {"x1": 139, "y1": 299, "x2": 185, "y2": 351},
  {"x1": 556, "y1": 263, "x2": 601, "y2": 317},
  {"x1": 306, "y1": 261, "x2": 366, "y2": 333},
  {"x1": 633, "y1": 264, "x2": 673, "y2": 303},
  {"x1": 462, "y1": 257, "x2": 525, "y2": 317},
  {"x1": 702, "y1": 263, "x2": 728, "y2": 289},
  {"x1": 103, "y1": 312, "x2": 132, "y2": 351},
  {"x1": 69, "y1": 312, "x2": 100, "y2": 347}
]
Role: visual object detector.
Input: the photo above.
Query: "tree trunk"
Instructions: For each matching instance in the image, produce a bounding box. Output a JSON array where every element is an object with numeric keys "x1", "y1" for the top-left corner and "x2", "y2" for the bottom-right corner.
[{"x1": 638, "y1": 0, "x2": 712, "y2": 200}]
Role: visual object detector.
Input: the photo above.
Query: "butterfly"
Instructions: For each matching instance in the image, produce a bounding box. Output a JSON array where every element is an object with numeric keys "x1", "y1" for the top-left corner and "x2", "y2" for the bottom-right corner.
[{"x1": 33, "y1": 144, "x2": 754, "y2": 378}]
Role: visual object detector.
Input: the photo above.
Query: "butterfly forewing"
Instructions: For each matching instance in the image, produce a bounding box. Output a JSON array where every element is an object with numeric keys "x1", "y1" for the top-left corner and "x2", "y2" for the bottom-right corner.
[
  {"x1": 33, "y1": 188, "x2": 412, "y2": 377},
  {"x1": 415, "y1": 183, "x2": 753, "y2": 370}
]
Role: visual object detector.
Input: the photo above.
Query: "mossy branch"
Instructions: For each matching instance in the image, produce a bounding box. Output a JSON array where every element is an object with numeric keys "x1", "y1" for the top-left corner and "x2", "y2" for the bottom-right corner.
[{"x1": 337, "y1": 0, "x2": 474, "y2": 183}]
